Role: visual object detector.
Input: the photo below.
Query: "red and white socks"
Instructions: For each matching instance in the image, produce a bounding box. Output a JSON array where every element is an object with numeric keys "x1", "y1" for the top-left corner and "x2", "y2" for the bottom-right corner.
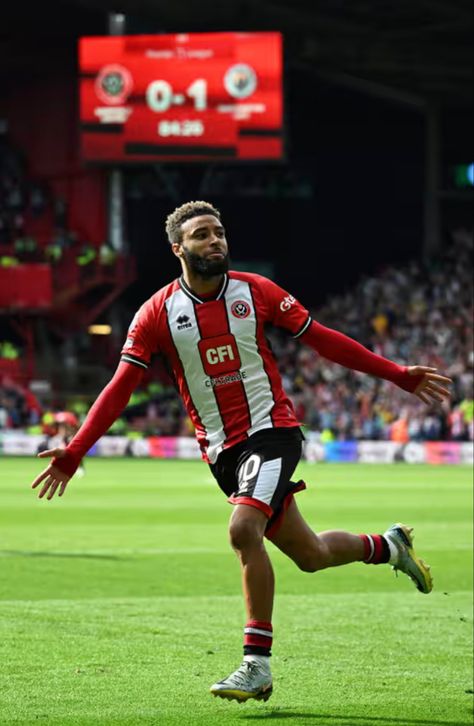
[
  {"x1": 244, "y1": 620, "x2": 273, "y2": 658},
  {"x1": 359, "y1": 533, "x2": 397, "y2": 565}
]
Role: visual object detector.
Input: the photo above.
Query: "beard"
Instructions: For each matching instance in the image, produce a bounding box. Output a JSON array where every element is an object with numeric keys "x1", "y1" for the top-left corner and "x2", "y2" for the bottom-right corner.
[{"x1": 182, "y1": 248, "x2": 230, "y2": 278}]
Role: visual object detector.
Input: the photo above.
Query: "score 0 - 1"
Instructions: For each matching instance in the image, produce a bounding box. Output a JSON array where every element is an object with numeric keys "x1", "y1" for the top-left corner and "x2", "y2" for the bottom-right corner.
[{"x1": 146, "y1": 79, "x2": 207, "y2": 112}]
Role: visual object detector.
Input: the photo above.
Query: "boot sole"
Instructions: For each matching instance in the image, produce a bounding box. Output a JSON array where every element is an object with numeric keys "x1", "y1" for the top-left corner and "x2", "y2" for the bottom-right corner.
[{"x1": 211, "y1": 686, "x2": 273, "y2": 702}]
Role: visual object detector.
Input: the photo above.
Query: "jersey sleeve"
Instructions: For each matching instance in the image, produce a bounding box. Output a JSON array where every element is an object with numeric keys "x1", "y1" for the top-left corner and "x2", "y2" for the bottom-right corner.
[
  {"x1": 256, "y1": 276, "x2": 312, "y2": 338},
  {"x1": 120, "y1": 299, "x2": 159, "y2": 370}
]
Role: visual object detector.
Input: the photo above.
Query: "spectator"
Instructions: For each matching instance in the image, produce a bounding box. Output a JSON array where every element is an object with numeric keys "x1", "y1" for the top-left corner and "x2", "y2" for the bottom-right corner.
[{"x1": 0, "y1": 378, "x2": 42, "y2": 430}]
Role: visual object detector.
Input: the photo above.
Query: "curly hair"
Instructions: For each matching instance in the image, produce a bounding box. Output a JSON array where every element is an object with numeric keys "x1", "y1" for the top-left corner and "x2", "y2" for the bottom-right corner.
[{"x1": 165, "y1": 200, "x2": 221, "y2": 245}]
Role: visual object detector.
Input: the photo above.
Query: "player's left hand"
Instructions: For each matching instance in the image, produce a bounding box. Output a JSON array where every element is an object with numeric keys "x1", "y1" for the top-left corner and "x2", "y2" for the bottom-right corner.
[
  {"x1": 31, "y1": 448, "x2": 71, "y2": 500},
  {"x1": 406, "y1": 366, "x2": 452, "y2": 405}
]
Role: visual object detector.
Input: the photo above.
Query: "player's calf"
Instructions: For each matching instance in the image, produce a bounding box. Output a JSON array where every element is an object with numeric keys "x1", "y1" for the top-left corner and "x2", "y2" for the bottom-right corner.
[{"x1": 290, "y1": 538, "x2": 332, "y2": 572}]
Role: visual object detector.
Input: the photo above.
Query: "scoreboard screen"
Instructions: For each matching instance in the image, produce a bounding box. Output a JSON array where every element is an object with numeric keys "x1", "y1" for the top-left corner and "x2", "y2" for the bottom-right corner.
[{"x1": 79, "y1": 32, "x2": 283, "y2": 163}]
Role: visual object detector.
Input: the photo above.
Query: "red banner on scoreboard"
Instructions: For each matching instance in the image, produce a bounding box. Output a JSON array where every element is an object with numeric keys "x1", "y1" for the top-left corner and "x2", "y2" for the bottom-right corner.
[{"x1": 79, "y1": 32, "x2": 284, "y2": 163}]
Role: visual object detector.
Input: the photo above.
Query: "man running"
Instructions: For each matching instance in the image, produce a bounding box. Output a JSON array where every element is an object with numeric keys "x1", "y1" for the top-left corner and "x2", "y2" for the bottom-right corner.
[{"x1": 31, "y1": 201, "x2": 452, "y2": 703}]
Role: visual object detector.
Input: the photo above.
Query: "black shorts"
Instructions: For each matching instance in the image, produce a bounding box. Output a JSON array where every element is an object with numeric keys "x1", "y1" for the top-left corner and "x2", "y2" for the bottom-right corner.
[{"x1": 209, "y1": 427, "x2": 306, "y2": 539}]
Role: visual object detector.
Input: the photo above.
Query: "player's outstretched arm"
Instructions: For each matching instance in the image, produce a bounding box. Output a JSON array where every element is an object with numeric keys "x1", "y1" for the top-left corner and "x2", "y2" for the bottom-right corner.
[
  {"x1": 30, "y1": 361, "x2": 144, "y2": 500},
  {"x1": 301, "y1": 321, "x2": 452, "y2": 404}
]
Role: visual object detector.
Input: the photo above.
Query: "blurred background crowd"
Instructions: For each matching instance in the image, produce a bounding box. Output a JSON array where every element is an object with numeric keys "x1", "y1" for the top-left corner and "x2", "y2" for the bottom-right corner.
[
  {"x1": 274, "y1": 227, "x2": 473, "y2": 443},
  {"x1": 2, "y1": 225, "x2": 472, "y2": 443}
]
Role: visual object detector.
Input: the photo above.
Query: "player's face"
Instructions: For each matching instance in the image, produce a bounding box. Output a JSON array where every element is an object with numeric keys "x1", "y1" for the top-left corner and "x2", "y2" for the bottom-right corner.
[{"x1": 175, "y1": 215, "x2": 229, "y2": 278}]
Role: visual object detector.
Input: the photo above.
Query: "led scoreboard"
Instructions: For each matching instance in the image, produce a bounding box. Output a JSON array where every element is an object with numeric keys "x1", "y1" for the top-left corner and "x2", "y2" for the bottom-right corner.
[{"x1": 79, "y1": 32, "x2": 283, "y2": 162}]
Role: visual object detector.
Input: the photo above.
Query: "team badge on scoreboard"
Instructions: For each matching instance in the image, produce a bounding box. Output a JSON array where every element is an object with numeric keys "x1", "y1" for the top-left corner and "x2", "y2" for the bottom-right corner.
[
  {"x1": 231, "y1": 300, "x2": 251, "y2": 318},
  {"x1": 224, "y1": 64, "x2": 257, "y2": 99},
  {"x1": 95, "y1": 64, "x2": 134, "y2": 105}
]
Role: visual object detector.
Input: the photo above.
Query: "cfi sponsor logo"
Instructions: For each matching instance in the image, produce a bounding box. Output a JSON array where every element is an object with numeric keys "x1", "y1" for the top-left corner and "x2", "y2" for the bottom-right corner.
[
  {"x1": 95, "y1": 64, "x2": 133, "y2": 105},
  {"x1": 280, "y1": 295, "x2": 296, "y2": 312},
  {"x1": 231, "y1": 300, "x2": 251, "y2": 318}
]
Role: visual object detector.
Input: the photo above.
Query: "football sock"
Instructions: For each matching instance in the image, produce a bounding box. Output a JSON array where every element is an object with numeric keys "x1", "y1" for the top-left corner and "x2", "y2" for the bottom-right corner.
[
  {"x1": 243, "y1": 620, "x2": 273, "y2": 657},
  {"x1": 359, "y1": 534, "x2": 391, "y2": 564}
]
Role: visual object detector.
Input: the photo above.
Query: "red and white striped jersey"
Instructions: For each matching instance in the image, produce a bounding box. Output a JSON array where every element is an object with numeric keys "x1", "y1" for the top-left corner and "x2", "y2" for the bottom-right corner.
[{"x1": 120, "y1": 271, "x2": 312, "y2": 463}]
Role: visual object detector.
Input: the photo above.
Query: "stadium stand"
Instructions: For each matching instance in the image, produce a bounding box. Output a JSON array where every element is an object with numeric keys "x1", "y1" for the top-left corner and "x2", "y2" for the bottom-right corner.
[
  {"x1": 3, "y1": 226, "x2": 470, "y2": 444},
  {"x1": 0, "y1": 132, "x2": 137, "y2": 386}
]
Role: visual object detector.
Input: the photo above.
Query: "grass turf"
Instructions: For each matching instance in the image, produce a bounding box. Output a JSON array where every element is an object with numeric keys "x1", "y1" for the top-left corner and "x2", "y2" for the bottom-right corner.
[{"x1": 0, "y1": 457, "x2": 472, "y2": 725}]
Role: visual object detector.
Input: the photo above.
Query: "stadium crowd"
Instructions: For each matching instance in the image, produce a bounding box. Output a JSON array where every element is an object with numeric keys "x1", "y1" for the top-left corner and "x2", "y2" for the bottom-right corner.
[
  {"x1": 0, "y1": 377, "x2": 42, "y2": 430},
  {"x1": 1, "y1": 229, "x2": 472, "y2": 442},
  {"x1": 272, "y1": 226, "x2": 473, "y2": 443}
]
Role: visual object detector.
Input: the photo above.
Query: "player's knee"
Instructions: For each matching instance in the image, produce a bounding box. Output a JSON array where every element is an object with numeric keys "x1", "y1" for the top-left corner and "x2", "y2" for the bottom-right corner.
[{"x1": 229, "y1": 516, "x2": 263, "y2": 552}]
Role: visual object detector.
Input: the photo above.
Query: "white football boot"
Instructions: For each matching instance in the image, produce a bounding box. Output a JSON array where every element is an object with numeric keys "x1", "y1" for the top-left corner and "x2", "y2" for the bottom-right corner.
[
  {"x1": 384, "y1": 523, "x2": 433, "y2": 593},
  {"x1": 210, "y1": 658, "x2": 273, "y2": 702}
]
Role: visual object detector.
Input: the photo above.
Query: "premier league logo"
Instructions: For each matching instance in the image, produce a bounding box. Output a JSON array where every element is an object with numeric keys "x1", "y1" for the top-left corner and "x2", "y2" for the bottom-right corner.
[
  {"x1": 95, "y1": 64, "x2": 133, "y2": 105},
  {"x1": 231, "y1": 300, "x2": 251, "y2": 319},
  {"x1": 224, "y1": 64, "x2": 257, "y2": 99}
]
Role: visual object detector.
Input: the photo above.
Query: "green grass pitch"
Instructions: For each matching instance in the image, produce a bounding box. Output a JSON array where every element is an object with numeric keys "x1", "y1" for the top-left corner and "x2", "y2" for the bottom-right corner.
[{"x1": 0, "y1": 457, "x2": 472, "y2": 726}]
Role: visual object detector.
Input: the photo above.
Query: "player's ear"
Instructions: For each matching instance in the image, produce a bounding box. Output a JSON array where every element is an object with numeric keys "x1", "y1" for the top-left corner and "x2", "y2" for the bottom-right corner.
[{"x1": 171, "y1": 242, "x2": 183, "y2": 259}]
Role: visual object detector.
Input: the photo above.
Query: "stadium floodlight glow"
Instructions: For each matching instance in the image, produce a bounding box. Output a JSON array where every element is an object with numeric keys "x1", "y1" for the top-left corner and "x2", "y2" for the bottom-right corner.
[
  {"x1": 468, "y1": 163, "x2": 474, "y2": 186},
  {"x1": 88, "y1": 324, "x2": 112, "y2": 335}
]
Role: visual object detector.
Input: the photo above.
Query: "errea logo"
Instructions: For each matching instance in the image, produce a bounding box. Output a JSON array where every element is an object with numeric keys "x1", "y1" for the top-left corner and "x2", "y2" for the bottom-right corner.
[
  {"x1": 176, "y1": 314, "x2": 192, "y2": 331},
  {"x1": 280, "y1": 295, "x2": 296, "y2": 312}
]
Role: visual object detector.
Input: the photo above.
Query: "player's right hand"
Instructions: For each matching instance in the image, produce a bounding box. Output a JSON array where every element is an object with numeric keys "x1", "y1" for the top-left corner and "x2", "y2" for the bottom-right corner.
[{"x1": 31, "y1": 448, "x2": 71, "y2": 500}]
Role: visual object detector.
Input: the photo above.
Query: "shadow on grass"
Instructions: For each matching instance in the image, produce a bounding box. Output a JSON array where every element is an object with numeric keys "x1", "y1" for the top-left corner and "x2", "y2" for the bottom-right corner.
[
  {"x1": 0, "y1": 550, "x2": 121, "y2": 561},
  {"x1": 239, "y1": 712, "x2": 471, "y2": 726}
]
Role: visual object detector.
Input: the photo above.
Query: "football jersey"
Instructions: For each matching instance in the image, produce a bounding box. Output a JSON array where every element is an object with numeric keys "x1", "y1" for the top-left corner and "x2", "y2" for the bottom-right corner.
[{"x1": 120, "y1": 271, "x2": 312, "y2": 463}]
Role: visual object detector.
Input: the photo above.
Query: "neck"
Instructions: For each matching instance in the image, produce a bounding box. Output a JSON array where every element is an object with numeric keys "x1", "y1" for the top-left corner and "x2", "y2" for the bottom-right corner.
[{"x1": 182, "y1": 269, "x2": 224, "y2": 296}]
